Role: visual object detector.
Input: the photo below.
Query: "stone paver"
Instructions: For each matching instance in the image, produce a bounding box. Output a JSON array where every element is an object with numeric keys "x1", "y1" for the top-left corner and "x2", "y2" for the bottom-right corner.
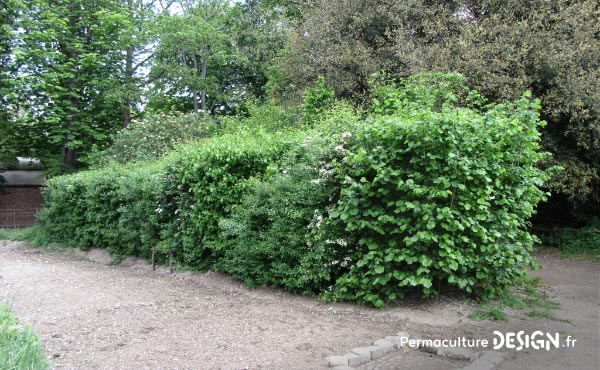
[{"x1": 354, "y1": 346, "x2": 467, "y2": 370}]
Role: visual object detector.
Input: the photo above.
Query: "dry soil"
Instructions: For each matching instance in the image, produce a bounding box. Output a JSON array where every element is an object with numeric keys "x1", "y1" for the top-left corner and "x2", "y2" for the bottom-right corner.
[{"x1": 0, "y1": 240, "x2": 598, "y2": 369}]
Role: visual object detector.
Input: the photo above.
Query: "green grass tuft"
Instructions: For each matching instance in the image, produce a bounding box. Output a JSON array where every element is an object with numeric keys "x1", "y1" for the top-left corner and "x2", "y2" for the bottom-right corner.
[
  {"x1": 469, "y1": 275, "x2": 564, "y2": 322},
  {"x1": 0, "y1": 226, "x2": 58, "y2": 248},
  {"x1": 0, "y1": 302, "x2": 49, "y2": 369}
]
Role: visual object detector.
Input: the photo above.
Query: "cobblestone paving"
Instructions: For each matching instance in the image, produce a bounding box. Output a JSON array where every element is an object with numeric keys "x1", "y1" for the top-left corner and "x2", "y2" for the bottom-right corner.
[{"x1": 355, "y1": 347, "x2": 468, "y2": 370}]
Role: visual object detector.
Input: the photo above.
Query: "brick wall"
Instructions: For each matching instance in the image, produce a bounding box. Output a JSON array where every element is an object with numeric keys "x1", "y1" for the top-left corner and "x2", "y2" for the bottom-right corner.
[{"x1": 0, "y1": 186, "x2": 44, "y2": 228}]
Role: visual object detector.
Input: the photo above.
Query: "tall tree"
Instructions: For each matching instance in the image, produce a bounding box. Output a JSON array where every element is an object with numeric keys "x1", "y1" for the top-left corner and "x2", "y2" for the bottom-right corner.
[
  {"x1": 0, "y1": 0, "x2": 23, "y2": 163},
  {"x1": 9, "y1": 0, "x2": 131, "y2": 169},
  {"x1": 119, "y1": 0, "x2": 176, "y2": 128},
  {"x1": 150, "y1": 0, "x2": 236, "y2": 114}
]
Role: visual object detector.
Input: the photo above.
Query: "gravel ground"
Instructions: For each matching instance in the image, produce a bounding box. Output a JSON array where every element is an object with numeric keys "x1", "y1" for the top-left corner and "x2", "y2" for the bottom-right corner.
[{"x1": 0, "y1": 240, "x2": 598, "y2": 370}]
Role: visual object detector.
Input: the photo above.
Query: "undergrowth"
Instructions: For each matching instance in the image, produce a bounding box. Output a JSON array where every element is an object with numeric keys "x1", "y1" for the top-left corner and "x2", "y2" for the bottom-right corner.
[
  {"x1": 537, "y1": 222, "x2": 600, "y2": 261},
  {"x1": 0, "y1": 226, "x2": 54, "y2": 248}
]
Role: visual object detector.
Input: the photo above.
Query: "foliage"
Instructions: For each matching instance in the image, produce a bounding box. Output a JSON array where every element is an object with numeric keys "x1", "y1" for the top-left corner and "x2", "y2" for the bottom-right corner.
[
  {"x1": 429, "y1": 0, "x2": 600, "y2": 223},
  {"x1": 90, "y1": 112, "x2": 216, "y2": 166},
  {"x1": 36, "y1": 160, "x2": 167, "y2": 258},
  {"x1": 301, "y1": 76, "x2": 335, "y2": 125},
  {"x1": 218, "y1": 100, "x2": 300, "y2": 134},
  {"x1": 37, "y1": 129, "x2": 294, "y2": 267},
  {"x1": 35, "y1": 73, "x2": 554, "y2": 306},
  {"x1": 273, "y1": 0, "x2": 459, "y2": 99},
  {"x1": 326, "y1": 74, "x2": 554, "y2": 306},
  {"x1": 150, "y1": 0, "x2": 236, "y2": 114},
  {"x1": 6, "y1": 0, "x2": 132, "y2": 169},
  {"x1": 274, "y1": 0, "x2": 599, "y2": 224},
  {"x1": 148, "y1": 0, "x2": 288, "y2": 115},
  {"x1": 158, "y1": 131, "x2": 296, "y2": 268},
  {"x1": 0, "y1": 302, "x2": 49, "y2": 370},
  {"x1": 0, "y1": 226, "x2": 53, "y2": 247},
  {"x1": 538, "y1": 223, "x2": 600, "y2": 261},
  {"x1": 215, "y1": 105, "x2": 361, "y2": 293}
]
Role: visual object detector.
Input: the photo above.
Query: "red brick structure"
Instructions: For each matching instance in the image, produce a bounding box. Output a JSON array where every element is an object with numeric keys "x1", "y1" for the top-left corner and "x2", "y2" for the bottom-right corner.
[{"x1": 0, "y1": 169, "x2": 46, "y2": 228}]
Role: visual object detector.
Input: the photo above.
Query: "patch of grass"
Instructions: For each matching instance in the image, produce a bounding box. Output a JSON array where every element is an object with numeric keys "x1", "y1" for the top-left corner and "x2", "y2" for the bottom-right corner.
[
  {"x1": 469, "y1": 275, "x2": 566, "y2": 322},
  {"x1": 0, "y1": 302, "x2": 49, "y2": 369},
  {"x1": 0, "y1": 226, "x2": 57, "y2": 249},
  {"x1": 527, "y1": 309, "x2": 570, "y2": 323},
  {"x1": 0, "y1": 228, "x2": 31, "y2": 241},
  {"x1": 469, "y1": 303, "x2": 508, "y2": 321},
  {"x1": 537, "y1": 222, "x2": 600, "y2": 261}
]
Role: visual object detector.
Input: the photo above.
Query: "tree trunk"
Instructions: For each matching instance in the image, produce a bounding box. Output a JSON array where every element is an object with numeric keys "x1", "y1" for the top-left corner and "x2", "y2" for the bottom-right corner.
[
  {"x1": 63, "y1": 146, "x2": 77, "y2": 168},
  {"x1": 123, "y1": 47, "x2": 133, "y2": 128},
  {"x1": 192, "y1": 53, "x2": 199, "y2": 113},
  {"x1": 201, "y1": 57, "x2": 207, "y2": 112}
]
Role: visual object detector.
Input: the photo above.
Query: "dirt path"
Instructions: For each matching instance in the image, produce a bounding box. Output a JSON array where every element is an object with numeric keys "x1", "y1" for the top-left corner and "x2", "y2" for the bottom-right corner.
[{"x1": 0, "y1": 240, "x2": 598, "y2": 369}]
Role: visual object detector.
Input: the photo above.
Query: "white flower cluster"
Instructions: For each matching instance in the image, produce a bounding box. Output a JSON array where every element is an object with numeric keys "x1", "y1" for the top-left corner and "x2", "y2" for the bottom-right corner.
[
  {"x1": 307, "y1": 210, "x2": 324, "y2": 229},
  {"x1": 326, "y1": 238, "x2": 348, "y2": 246},
  {"x1": 330, "y1": 256, "x2": 351, "y2": 267}
]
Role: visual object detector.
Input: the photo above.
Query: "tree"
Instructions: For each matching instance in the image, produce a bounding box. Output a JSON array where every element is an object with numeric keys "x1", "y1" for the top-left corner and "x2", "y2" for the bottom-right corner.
[
  {"x1": 149, "y1": 0, "x2": 237, "y2": 114},
  {"x1": 118, "y1": 0, "x2": 178, "y2": 128},
  {"x1": 272, "y1": 0, "x2": 459, "y2": 101},
  {"x1": 0, "y1": 0, "x2": 23, "y2": 162},
  {"x1": 8, "y1": 0, "x2": 132, "y2": 169}
]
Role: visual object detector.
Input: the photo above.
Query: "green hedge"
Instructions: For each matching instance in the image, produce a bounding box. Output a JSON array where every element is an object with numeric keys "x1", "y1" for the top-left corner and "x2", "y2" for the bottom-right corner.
[
  {"x1": 157, "y1": 131, "x2": 298, "y2": 268},
  {"x1": 37, "y1": 130, "x2": 296, "y2": 266},
  {"x1": 36, "y1": 74, "x2": 554, "y2": 306},
  {"x1": 37, "y1": 161, "x2": 166, "y2": 256},
  {"x1": 329, "y1": 89, "x2": 552, "y2": 306},
  {"x1": 214, "y1": 104, "x2": 361, "y2": 293}
]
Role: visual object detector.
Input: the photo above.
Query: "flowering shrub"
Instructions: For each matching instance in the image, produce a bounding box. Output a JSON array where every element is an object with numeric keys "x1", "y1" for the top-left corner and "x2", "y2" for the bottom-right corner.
[{"x1": 214, "y1": 105, "x2": 361, "y2": 292}]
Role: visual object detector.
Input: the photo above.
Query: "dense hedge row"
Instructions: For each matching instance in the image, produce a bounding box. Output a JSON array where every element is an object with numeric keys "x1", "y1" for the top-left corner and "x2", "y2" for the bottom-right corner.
[
  {"x1": 36, "y1": 74, "x2": 554, "y2": 305},
  {"x1": 38, "y1": 130, "x2": 295, "y2": 266}
]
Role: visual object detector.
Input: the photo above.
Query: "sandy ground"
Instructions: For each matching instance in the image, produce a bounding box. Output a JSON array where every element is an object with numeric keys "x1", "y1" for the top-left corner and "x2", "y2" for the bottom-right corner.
[{"x1": 0, "y1": 240, "x2": 598, "y2": 370}]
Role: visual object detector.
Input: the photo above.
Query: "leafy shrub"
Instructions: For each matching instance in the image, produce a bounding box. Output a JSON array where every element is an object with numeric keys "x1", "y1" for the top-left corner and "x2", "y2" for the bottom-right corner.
[
  {"x1": 90, "y1": 112, "x2": 216, "y2": 166},
  {"x1": 35, "y1": 73, "x2": 554, "y2": 307},
  {"x1": 153, "y1": 131, "x2": 298, "y2": 268},
  {"x1": 37, "y1": 161, "x2": 167, "y2": 256},
  {"x1": 215, "y1": 105, "x2": 361, "y2": 293},
  {"x1": 301, "y1": 76, "x2": 335, "y2": 124},
  {"x1": 327, "y1": 75, "x2": 555, "y2": 306},
  {"x1": 37, "y1": 130, "x2": 293, "y2": 268},
  {"x1": 219, "y1": 100, "x2": 300, "y2": 134}
]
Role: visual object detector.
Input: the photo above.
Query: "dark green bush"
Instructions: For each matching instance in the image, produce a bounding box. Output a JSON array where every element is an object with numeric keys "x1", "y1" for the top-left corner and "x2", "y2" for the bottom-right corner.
[
  {"x1": 538, "y1": 222, "x2": 600, "y2": 260},
  {"x1": 37, "y1": 161, "x2": 167, "y2": 255}
]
